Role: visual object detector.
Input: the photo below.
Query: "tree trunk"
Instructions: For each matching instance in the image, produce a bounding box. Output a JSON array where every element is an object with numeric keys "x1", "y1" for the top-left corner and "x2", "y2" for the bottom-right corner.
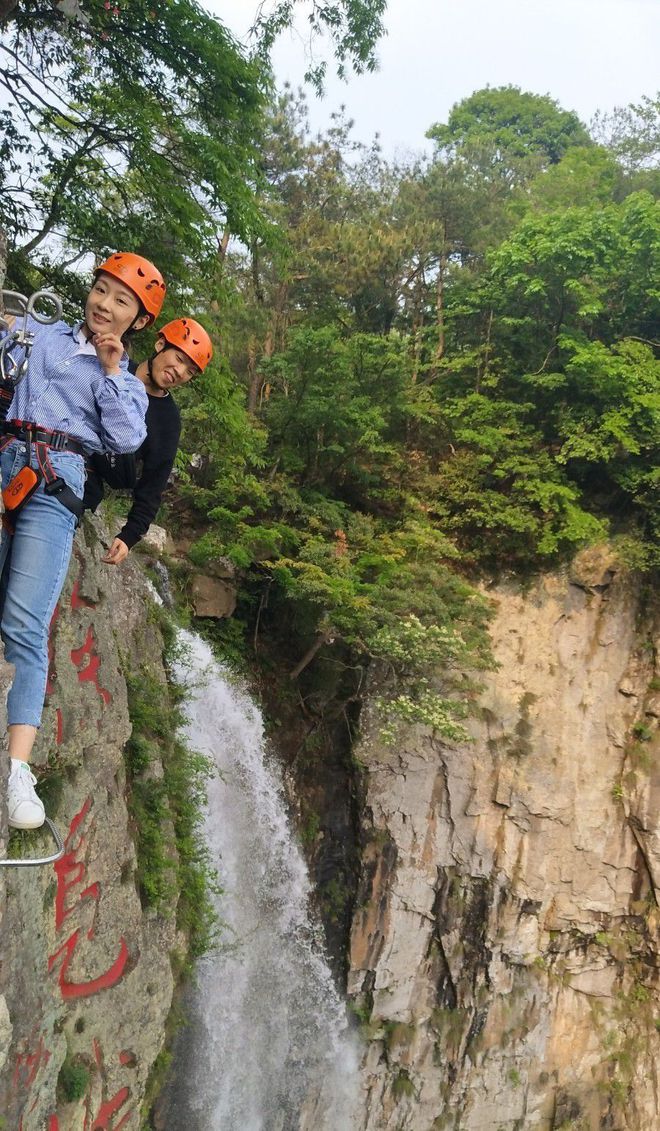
[
  {"x1": 0, "y1": 228, "x2": 6, "y2": 308},
  {"x1": 434, "y1": 245, "x2": 447, "y2": 367},
  {"x1": 477, "y1": 308, "x2": 493, "y2": 392},
  {"x1": 251, "y1": 241, "x2": 264, "y2": 304},
  {"x1": 272, "y1": 281, "x2": 289, "y2": 353},
  {"x1": 247, "y1": 337, "x2": 261, "y2": 414},
  {"x1": 409, "y1": 265, "x2": 425, "y2": 385},
  {"x1": 215, "y1": 228, "x2": 230, "y2": 282},
  {"x1": 289, "y1": 628, "x2": 335, "y2": 681}
]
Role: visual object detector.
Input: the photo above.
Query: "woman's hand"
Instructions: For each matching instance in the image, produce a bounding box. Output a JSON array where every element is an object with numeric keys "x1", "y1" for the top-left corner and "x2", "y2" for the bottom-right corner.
[
  {"x1": 102, "y1": 537, "x2": 129, "y2": 565},
  {"x1": 93, "y1": 332, "x2": 124, "y2": 375}
]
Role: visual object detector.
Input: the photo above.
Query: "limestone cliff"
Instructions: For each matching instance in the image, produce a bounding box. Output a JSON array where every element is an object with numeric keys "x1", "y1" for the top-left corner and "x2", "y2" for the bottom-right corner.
[
  {"x1": 0, "y1": 519, "x2": 179, "y2": 1130},
  {"x1": 347, "y1": 552, "x2": 660, "y2": 1131}
]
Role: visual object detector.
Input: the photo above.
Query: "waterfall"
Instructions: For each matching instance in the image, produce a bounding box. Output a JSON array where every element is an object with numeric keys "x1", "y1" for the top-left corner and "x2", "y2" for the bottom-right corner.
[{"x1": 158, "y1": 630, "x2": 360, "y2": 1130}]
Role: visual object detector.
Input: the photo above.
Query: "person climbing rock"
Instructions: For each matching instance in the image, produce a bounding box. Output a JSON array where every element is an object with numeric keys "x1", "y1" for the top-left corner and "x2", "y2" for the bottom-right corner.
[
  {"x1": 84, "y1": 317, "x2": 213, "y2": 564},
  {"x1": 1, "y1": 252, "x2": 166, "y2": 830}
]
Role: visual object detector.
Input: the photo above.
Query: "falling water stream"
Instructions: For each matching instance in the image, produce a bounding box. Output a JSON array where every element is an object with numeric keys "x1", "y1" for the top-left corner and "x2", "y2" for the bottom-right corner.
[{"x1": 157, "y1": 630, "x2": 360, "y2": 1131}]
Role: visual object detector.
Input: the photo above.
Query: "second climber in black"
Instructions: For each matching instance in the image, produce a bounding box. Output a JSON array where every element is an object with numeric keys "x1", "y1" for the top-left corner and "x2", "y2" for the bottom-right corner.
[{"x1": 83, "y1": 317, "x2": 213, "y2": 563}]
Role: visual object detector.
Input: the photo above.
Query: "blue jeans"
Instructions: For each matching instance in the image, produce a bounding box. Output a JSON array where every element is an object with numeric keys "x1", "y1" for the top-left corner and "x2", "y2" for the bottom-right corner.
[{"x1": 0, "y1": 441, "x2": 85, "y2": 727}]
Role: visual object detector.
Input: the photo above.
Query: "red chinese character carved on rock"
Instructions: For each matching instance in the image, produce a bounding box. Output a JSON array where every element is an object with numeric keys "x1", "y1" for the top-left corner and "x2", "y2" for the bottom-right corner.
[
  {"x1": 70, "y1": 626, "x2": 112, "y2": 706},
  {"x1": 13, "y1": 1029, "x2": 51, "y2": 1091},
  {"x1": 48, "y1": 799, "x2": 130, "y2": 999}
]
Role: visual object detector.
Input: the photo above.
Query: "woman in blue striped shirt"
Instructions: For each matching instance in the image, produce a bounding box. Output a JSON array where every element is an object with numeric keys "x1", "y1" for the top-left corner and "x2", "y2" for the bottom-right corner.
[{"x1": 2, "y1": 252, "x2": 166, "y2": 830}]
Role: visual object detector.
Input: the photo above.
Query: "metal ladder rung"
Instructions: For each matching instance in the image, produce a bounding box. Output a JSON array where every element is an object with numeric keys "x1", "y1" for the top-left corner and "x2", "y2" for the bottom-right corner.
[{"x1": 0, "y1": 816, "x2": 65, "y2": 867}]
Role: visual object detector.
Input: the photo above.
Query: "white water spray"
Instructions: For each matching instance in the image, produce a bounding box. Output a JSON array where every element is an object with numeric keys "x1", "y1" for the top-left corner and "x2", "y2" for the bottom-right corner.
[{"x1": 161, "y1": 630, "x2": 360, "y2": 1130}]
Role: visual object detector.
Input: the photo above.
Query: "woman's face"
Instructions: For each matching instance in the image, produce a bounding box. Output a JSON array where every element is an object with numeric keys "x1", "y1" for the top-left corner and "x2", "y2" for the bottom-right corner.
[{"x1": 85, "y1": 272, "x2": 150, "y2": 338}]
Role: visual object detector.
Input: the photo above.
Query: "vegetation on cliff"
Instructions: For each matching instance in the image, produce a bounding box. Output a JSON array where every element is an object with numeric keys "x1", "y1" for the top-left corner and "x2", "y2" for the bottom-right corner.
[
  {"x1": 1, "y1": 0, "x2": 658, "y2": 710},
  {"x1": 172, "y1": 87, "x2": 658, "y2": 713}
]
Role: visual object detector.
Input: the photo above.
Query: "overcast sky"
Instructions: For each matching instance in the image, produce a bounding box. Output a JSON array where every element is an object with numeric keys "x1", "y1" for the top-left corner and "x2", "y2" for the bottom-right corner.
[{"x1": 212, "y1": 0, "x2": 659, "y2": 158}]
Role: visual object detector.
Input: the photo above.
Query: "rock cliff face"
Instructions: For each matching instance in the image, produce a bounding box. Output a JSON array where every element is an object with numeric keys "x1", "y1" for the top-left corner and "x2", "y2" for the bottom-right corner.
[
  {"x1": 0, "y1": 520, "x2": 178, "y2": 1130},
  {"x1": 1, "y1": 512, "x2": 658, "y2": 1131},
  {"x1": 347, "y1": 554, "x2": 660, "y2": 1131}
]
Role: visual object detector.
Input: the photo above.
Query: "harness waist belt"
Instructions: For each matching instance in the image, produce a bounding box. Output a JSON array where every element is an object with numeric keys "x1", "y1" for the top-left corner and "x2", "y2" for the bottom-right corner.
[{"x1": 3, "y1": 420, "x2": 85, "y2": 456}]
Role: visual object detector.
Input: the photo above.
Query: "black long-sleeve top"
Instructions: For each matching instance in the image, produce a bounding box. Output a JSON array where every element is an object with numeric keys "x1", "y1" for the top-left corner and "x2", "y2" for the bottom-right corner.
[{"x1": 83, "y1": 367, "x2": 181, "y2": 548}]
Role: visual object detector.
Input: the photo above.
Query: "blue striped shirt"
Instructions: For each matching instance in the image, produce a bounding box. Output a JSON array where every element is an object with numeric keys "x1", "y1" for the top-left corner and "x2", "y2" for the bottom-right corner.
[{"x1": 3, "y1": 318, "x2": 148, "y2": 454}]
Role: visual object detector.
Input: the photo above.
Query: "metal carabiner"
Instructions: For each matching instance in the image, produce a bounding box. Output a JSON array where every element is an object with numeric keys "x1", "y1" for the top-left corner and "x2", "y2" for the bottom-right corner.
[
  {"x1": 0, "y1": 817, "x2": 65, "y2": 867},
  {"x1": 26, "y1": 290, "x2": 63, "y2": 325},
  {"x1": 0, "y1": 288, "x2": 63, "y2": 386},
  {"x1": 0, "y1": 334, "x2": 21, "y2": 385},
  {"x1": 0, "y1": 290, "x2": 28, "y2": 325},
  {"x1": 2, "y1": 289, "x2": 62, "y2": 326}
]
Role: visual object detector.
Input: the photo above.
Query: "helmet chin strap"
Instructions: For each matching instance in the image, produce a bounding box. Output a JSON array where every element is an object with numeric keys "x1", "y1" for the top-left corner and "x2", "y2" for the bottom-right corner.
[
  {"x1": 121, "y1": 310, "x2": 143, "y2": 343},
  {"x1": 145, "y1": 349, "x2": 167, "y2": 395}
]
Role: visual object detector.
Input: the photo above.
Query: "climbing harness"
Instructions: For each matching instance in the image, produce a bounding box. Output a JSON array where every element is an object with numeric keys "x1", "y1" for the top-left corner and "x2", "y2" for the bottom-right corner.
[
  {"x1": 0, "y1": 290, "x2": 68, "y2": 866},
  {"x1": 0, "y1": 817, "x2": 64, "y2": 867},
  {"x1": 0, "y1": 423, "x2": 85, "y2": 531},
  {"x1": 0, "y1": 291, "x2": 84, "y2": 528}
]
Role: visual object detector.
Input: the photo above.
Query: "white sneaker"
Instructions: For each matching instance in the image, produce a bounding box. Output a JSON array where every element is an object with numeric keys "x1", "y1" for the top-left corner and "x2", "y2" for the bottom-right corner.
[{"x1": 7, "y1": 759, "x2": 45, "y2": 830}]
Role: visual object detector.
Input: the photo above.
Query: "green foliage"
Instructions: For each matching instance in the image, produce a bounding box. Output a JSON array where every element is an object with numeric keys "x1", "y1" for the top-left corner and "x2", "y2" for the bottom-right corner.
[
  {"x1": 375, "y1": 684, "x2": 471, "y2": 745},
  {"x1": 253, "y1": 1, "x2": 387, "y2": 90},
  {"x1": 319, "y1": 875, "x2": 350, "y2": 925},
  {"x1": 176, "y1": 361, "x2": 268, "y2": 497},
  {"x1": 4, "y1": 61, "x2": 659, "y2": 703},
  {"x1": 1, "y1": 0, "x2": 268, "y2": 286},
  {"x1": 262, "y1": 326, "x2": 412, "y2": 489},
  {"x1": 518, "y1": 146, "x2": 621, "y2": 214},
  {"x1": 370, "y1": 615, "x2": 471, "y2": 671},
  {"x1": 300, "y1": 809, "x2": 322, "y2": 846},
  {"x1": 429, "y1": 393, "x2": 608, "y2": 567},
  {"x1": 592, "y1": 95, "x2": 660, "y2": 176},
  {"x1": 57, "y1": 1052, "x2": 90, "y2": 1103},
  {"x1": 428, "y1": 86, "x2": 591, "y2": 166},
  {"x1": 124, "y1": 652, "x2": 220, "y2": 960},
  {"x1": 140, "y1": 1046, "x2": 173, "y2": 1124},
  {"x1": 167, "y1": 89, "x2": 659, "y2": 709},
  {"x1": 168, "y1": 90, "x2": 657, "y2": 640}
]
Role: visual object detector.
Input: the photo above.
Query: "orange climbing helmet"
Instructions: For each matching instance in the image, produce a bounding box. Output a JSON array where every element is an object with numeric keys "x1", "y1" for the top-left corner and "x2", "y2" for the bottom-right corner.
[
  {"x1": 95, "y1": 252, "x2": 166, "y2": 322},
  {"x1": 159, "y1": 318, "x2": 213, "y2": 372}
]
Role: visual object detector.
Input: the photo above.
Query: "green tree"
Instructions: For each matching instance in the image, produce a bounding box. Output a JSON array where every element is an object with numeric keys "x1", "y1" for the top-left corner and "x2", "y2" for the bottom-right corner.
[
  {"x1": 1, "y1": 0, "x2": 267, "y2": 286},
  {"x1": 428, "y1": 86, "x2": 592, "y2": 168},
  {"x1": 426, "y1": 192, "x2": 660, "y2": 567},
  {"x1": 220, "y1": 92, "x2": 410, "y2": 412},
  {"x1": 253, "y1": 0, "x2": 388, "y2": 90},
  {"x1": 485, "y1": 192, "x2": 660, "y2": 364},
  {"x1": 591, "y1": 94, "x2": 660, "y2": 199},
  {"x1": 592, "y1": 94, "x2": 660, "y2": 174},
  {"x1": 518, "y1": 146, "x2": 620, "y2": 214}
]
